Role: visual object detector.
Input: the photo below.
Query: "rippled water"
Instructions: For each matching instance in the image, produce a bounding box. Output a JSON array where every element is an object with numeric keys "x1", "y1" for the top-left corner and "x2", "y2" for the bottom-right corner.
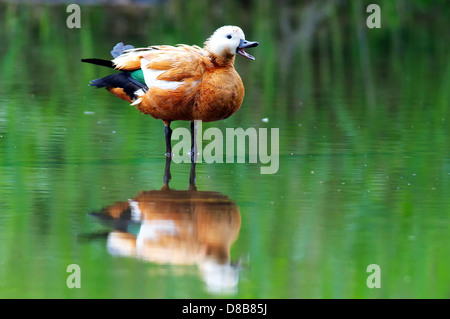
[{"x1": 0, "y1": 1, "x2": 449, "y2": 298}]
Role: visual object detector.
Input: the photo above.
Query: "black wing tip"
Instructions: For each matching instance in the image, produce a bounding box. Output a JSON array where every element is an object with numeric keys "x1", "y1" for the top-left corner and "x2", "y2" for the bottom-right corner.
[
  {"x1": 86, "y1": 73, "x2": 147, "y2": 100},
  {"x1": 88, "y1": 78, "x2": 108, "y2": 88}
]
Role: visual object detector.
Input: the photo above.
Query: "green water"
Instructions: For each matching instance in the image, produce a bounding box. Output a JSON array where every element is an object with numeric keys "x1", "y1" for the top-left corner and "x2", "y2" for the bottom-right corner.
[{"x1": 0, "y1": 1, "x2": 449, "y2": 298}]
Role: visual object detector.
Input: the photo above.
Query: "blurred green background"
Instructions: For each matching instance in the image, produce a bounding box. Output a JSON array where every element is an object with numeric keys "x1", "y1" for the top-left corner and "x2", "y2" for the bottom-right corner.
[{"x1": 0, "y1": 0, "x2": 449, "y2": 298}]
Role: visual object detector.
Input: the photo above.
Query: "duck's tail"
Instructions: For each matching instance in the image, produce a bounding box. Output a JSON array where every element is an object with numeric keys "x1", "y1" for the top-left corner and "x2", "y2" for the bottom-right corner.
[
  {"x1": 81, "y1": 42, "x2": 135, "y2": 68},
  {"x1": 81, "y1": 58, "x2": 114, "y2": 68},
  {"x1": 82, "y1": 43, "x2": 148, "y2": 103}
]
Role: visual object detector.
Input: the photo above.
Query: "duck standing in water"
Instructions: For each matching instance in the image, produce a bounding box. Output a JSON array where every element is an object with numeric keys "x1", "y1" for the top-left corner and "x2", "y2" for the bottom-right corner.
[{"x1": 82, "y1": 26, "x2": 258, "y2": 157}]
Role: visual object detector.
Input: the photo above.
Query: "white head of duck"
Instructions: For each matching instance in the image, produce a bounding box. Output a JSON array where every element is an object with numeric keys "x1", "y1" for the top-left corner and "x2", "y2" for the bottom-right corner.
[{"x1": 204, "y1": 25, "x2": 259, "y2": 62}]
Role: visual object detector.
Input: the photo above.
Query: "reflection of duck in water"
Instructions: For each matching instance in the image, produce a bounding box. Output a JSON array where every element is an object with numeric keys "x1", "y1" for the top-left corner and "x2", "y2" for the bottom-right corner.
[{"x1": 90, "y1": 160, "x2": 241, "y2": 294}]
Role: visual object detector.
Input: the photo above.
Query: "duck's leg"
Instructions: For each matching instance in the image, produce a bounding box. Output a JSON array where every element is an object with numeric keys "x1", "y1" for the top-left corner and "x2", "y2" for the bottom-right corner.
[
  {"x1": 188, "y1": 121, "x2": 197, "y2": 190},
  {"x1": 162, "y1": 153, "x2": 172, "y2": 189},
  {"x1": 164, "y1": 121, "x2": 172, "y2": 157},
  {"x1": 163, "y1": 121, "x2": 172, "y2": 188},
  {"x1": 189, "y1": 160, "x2": 197, "y2": 191},
  {"x1": 190, "y1": 121, "x2": 197, "y2": 163}
]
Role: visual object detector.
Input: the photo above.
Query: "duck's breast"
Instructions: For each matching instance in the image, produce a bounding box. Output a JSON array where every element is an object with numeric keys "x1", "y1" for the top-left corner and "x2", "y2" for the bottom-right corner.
[
  {"x1": 194, "y1": 68, "x2": 245, "y2": 122},
  {"x1": 139, "y1": 77, "x2": 201, "y2": 121}
]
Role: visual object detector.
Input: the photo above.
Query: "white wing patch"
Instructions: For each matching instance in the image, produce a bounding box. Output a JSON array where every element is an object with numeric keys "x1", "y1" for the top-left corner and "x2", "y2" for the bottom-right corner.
[
  {"x1": 134, "y1": 88, "x2": 145, "y2": 97},
  {"x1": 130, "y1": 89, "x2": 145, "y2": 106},
  {"x1": 130, "y1": 97, "x2": 142, "y2": 106},
  {"x1": 128, "y1": 199, "x2": 142, "y2": 222},
  {"x1": 141, "y1": 58, "x2": 183, "y2": 90}
]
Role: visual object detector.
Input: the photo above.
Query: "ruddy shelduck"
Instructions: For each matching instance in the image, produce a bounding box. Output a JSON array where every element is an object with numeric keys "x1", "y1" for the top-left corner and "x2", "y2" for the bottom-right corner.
[{"x1": 82, "y1": 25, "x2": 258, "y2": 156}]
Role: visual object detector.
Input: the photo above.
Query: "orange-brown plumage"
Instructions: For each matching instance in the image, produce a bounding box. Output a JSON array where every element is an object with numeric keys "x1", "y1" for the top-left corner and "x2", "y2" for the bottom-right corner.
[
  {"x1": 107, "y1": 87, "x2": 133, "y2": 103},
  {"x1": 131, "y1": 58, "x2": 244, "y2": 122}
]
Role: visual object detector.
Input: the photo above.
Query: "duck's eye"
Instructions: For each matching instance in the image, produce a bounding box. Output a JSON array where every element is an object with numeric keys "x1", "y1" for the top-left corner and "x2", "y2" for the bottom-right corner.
[{"x1": 226, "y1": 34, "x2": 232, "y2": 39}]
